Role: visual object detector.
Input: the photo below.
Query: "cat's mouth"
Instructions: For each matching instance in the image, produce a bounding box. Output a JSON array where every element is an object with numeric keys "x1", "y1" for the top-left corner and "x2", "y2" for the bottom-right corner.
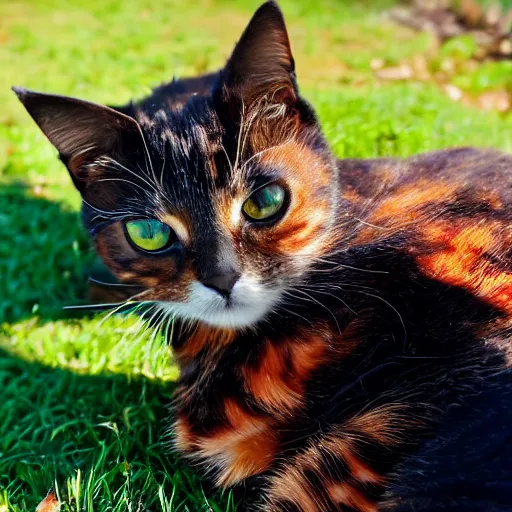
[{"x1": 158, "y1": 276, "x2": 282, "y2": 329}]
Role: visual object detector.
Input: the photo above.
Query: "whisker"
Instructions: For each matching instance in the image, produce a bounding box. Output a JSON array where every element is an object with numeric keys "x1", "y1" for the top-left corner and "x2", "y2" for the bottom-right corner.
[
  {"x1": 100, "y1": 157, "x2": 159, "y2": 196},
  {"x1": 233, "y1": 101, "x2": 246, "y2": 173},
  {"x1": 307, "y1": 288, "x2": 358, "y2": 316},
  {"x1": 95, "y1": 177, "x2": 152, "y2": 194},
  {"x1": 349, "y1": 289, "x2": 408, "y2": 349},
  {"x1": 284, "y1": 289, "x2": 341, "y2": 334},
  {"x1": 136, "y1": 127, "x2": 157, "y2": 189},
  {"x1": 311, "y1": 257, "x2": 389, "y2": 275},
  {"x1": 63, "y1": 302, "x2": 126, "y2": 311},
  {"x1": 88, "y1": 277, "x2": 145, "y2": 289}
]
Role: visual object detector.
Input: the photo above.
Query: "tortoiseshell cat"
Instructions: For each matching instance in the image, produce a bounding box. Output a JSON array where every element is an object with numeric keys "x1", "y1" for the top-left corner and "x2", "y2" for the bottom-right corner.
[{"x1": 14, "y1": 2, "x2": 512, "y2": 511}]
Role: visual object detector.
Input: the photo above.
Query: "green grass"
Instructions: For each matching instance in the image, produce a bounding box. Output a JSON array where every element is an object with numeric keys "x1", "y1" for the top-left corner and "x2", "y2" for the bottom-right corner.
[{"x1": 1, "y1": 0, "x2": 511, "y2": 510}]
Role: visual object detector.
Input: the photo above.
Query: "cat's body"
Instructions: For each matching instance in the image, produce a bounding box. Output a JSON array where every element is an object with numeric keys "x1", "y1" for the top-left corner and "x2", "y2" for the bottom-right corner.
[
  {"x1": 169, "y1": 148, "x2": 512, "y2": 511},
  {"x1": 14, "y1": 2, "x2": 512, "y2": 511}
]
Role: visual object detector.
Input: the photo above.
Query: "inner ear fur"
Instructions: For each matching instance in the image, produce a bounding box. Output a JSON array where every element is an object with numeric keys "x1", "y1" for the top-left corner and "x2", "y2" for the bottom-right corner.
[
  {"x1": 220, "y1": 1, "x2": 298, "y2": 108},
  {"x1": 13, "y1": 87, "x2": 145, "y2": 193}
]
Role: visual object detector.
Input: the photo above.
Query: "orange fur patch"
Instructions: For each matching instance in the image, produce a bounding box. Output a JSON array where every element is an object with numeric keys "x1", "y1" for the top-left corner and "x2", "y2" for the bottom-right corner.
[
  {"x1": 255, "y1": 141, "x2": 334, "y2": 256},
  {"x1": 266, "y1": 465, "x2": 319, "y2": 512},
  {"x1": 344, "y1": 449, "x2": 386, "y2": 485},
  {"x1": 173, "y1": 415, "x2": 194, "y2": 453},
  {"x1": 243, "y1": 331, "x2": 329, "y2": 416},
  {"x1": 417, "y1": 221, "x2": 512, "y2": 314},
  {"x1": 195, "y1": 399, "x2": 277, "y2": 486},
  {"x1": 266, "y1": 434, "x2": 383, "y2": 511},
  {"x1": 370, "y1": 181, "x2": 455, "y2": 226},
  {"x1": 353, "y1": 180, "x2": 457, "y2": 245},
  {"x1": 328, "y1": 482, "x2": 378, "y2": 512},
  {"x1": 343, "y1": 404, "x2": 410, "y2": 446},
  {"x1": 175, "y1": 325, "x2": 236, "y2": 361}
]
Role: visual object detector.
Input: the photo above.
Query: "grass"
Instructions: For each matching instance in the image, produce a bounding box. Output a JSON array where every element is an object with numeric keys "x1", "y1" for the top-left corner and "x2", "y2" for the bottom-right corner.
[{"x1": 1, "y1": 0, "x2": 511, "y2": 510}]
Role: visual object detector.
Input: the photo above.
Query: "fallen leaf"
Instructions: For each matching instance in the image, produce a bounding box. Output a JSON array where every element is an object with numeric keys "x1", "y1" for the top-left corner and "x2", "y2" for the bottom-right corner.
[
  {"x1": 375, "y1": 64, "x2": 414, "y2": 81},
  {"x1": 35, "y1": 491, "x2": 60, "y2": 512},
  {"x1": 477, "y1": 91, "x2": 511, "y2": 113},
  {"x1": 444, "y1": 84, "x2": 463, "y2": 101}
]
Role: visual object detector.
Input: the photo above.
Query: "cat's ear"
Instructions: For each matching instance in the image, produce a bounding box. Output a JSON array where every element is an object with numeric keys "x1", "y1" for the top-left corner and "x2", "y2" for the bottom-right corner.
[
  {"x1": 221, "y1": 1, "x2": 297, "y2": 105},
  {"x1": 12, "y1": 87, "x2": 143, "y2": 193}
]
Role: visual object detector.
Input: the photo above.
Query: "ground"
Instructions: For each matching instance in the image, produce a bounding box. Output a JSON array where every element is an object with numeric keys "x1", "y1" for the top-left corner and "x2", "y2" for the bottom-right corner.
[{"x1": 1, "y1": 0, "x2": 511, "y2": 510}]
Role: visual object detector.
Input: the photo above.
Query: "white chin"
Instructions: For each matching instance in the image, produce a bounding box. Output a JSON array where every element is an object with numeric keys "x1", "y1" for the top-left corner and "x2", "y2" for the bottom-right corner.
[{"x1": 158, "y1": 276, "x2": 281, "y2": 329}]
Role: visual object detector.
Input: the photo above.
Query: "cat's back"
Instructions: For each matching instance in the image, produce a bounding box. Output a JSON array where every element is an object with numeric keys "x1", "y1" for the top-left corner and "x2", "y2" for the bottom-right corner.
[
  {"x1": 336, "y1": 147, "x2": 512, "y2": 510},
  {"x1": 337, "y1": 147, "x2": 512, "y2": 351},
  {"x1": 338, "y1": 147, "x2": 512, "y2": 208},
  {"x1": 338, "y1": 147, "x2": 512, "y2": 249}
]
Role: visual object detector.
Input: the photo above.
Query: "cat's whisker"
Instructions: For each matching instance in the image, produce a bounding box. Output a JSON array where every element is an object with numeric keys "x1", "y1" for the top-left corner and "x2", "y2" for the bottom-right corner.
[
  {"x1": 63, "y1": 302, "x2": 126, "y2": 311},
  {"x1": 137, "y1": 306, "x2": 166, "y2": 363},
  {"x1": 96, "y1": 289, "x2": 154, "y2": 327},
  {"x1": 305, "y1": 281, "x2": 406, "y2": 344},
  {"x1": 159, "y1": 152, "x2": 167, "y2": 194},
  {"x1": 283, "y1": 288, "x2": 342, "y2": 334},
  {"x1": 95, "y1": 177, "x2": 153, "y2": 195},
  {"x1": 219, "y1": 142, "x2": 234, "y2": 176},
  {"x1": 136, "y1": 126, "x2": 158, "y2": 192},
  {"x1": 276, "y1": 304, "x2": 313, "y2": 326},
  {"x1": 99, "y1": 156, "x2": 159, "y2": 196},
  {"x1": 311, "y1": 256, "x2": 389, "y2": 275},
  {"x1": 135, "y1": 162, "x2": 163, "y2": 198},
  {"x1": 96, "y1": 300, "x2": 149, "y2": 327},
  {"x1": 233, "y1": 101, "x2": 246, "y2": 174},
  {"x1": 307, "y1": 288, "x2": 358, "y2": 316},
  {"x1": 81, "y1": 198, "x2": 118, "y2": 216},
  {"x1": 349, "y1": 289, "x2": 408, "y2": 348},
  {"x1": 238, "y1": 107, "x2": 260, "y2": 173},
  {"x1": 240, "y1": 138, "x2": 293, "y2": 173},
  {"x1": 88, "y1": 276, "x2": 144, "y2": 289}
]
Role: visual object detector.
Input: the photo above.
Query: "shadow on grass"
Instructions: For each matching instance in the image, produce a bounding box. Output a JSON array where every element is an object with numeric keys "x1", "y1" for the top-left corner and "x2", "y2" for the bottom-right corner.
[
  {"x1": 0, "y1": 347, "x2": 234, "y2": 511},
  {"x1": 0, "y1": 183, "x2": 110, "y2": 325},
  {"x1": 0, "y1": 187, "x2": 236, "y2": 510}
]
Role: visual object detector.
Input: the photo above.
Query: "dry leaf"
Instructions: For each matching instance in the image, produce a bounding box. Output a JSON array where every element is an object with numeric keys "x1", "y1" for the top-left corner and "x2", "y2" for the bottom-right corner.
[
  {"x1": 444, "y1": 84, "x2": 463, "y2": 101},
  {"x1": 477, "y1": 91, "x2": 511, "y2": 113},
  {"x1": 35, "y1": 491, "x2": 60, "y2": 512},
  {"x1": 391, "y1": 0, "x2": 512, "y2": 60},
  {"x1": 375, "y1": 64, "x2": 414, "y2": 81}
]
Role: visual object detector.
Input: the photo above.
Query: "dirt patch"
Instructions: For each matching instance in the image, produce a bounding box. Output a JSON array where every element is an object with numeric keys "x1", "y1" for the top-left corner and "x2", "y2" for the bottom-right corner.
[
  {"x1": 391, "y1": 0, "x2": 511, "y2": 60},
  {"x1": 372, "y1": 1, "x2": 512, "y2": 113}
]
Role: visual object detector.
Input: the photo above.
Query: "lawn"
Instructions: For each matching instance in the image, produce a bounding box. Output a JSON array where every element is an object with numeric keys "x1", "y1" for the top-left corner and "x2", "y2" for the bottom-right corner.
[{"x1": 1, "y1": 0, "x2": 511, "y2": 510}]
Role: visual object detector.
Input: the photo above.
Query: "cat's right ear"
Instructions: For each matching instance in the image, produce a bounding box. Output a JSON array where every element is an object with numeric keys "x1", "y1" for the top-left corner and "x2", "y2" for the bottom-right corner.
[
  {"x1": 220, "y1": 1, "x2": 297, "y2": 107},
  {"x1": 12, "y1": 87, "x2": 144, "y2": 194}
]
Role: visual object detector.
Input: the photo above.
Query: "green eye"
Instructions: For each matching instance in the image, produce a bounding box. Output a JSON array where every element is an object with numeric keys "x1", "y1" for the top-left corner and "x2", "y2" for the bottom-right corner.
[
  {"x1": 242, "y1": 183, "x2": 287, "y2": 221},
  {"x1": 125, "y1": 219, "x2": 173, "y2": 252}
]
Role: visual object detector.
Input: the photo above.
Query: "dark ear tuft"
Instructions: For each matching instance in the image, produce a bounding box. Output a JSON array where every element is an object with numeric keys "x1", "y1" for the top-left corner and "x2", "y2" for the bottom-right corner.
[
  {"x1": 222, "y1": 1, "x2": 297, "y2": 105},
  {"x1": 13, "y1": 87, "x2": 143, "y2": 192}
]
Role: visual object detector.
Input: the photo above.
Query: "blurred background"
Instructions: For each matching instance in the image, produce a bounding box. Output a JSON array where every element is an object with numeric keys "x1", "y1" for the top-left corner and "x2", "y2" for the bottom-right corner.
[{"x1": 0, "y1": 1, "x2": 511, "y2": 510}]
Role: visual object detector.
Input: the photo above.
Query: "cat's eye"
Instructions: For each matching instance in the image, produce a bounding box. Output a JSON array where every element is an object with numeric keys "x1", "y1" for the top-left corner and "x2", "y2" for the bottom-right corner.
[
  {"x1": 242, "y1": 183, "x2": 287, "y2": 222},
  {"x1": 124, "y1": 219, "x2": 174, "y2": 252}
]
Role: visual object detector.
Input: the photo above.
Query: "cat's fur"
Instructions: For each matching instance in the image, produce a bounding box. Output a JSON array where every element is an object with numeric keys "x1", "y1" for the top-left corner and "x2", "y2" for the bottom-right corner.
[{"x1": 14, "y1": 2, "x2": 512, "y2": 510}]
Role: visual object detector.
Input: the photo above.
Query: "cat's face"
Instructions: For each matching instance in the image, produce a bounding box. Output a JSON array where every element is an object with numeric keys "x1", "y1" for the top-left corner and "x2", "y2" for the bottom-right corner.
[{"x1": 14, "y1": 1, "x2": 339, "y2": 330}]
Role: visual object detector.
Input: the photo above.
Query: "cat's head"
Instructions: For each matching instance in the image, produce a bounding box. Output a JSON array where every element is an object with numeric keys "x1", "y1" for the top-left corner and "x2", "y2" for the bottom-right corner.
[{"x1": 14, "y1": 1, "x2": 339, "y2": 331}]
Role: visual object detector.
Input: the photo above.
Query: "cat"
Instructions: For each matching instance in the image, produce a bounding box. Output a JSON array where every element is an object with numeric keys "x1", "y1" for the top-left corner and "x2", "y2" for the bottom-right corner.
[{"x1": 14, "y1": 1, "x2": 512, "y2": 510}]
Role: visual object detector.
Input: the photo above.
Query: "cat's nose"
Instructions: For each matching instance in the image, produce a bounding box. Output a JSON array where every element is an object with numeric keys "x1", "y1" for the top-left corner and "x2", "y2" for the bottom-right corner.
[{"x1": 201, "y1": 271, "x2": 241, "y2": 298}]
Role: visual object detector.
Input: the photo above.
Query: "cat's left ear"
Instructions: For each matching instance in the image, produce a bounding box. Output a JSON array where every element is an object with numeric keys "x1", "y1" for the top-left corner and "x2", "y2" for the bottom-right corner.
[
  {"x1": 12, "y1": 87, "x2": 144, "y2": 194},
  {"x1": 220, "y1": 1, "x2": 297, "y2": 106}
]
